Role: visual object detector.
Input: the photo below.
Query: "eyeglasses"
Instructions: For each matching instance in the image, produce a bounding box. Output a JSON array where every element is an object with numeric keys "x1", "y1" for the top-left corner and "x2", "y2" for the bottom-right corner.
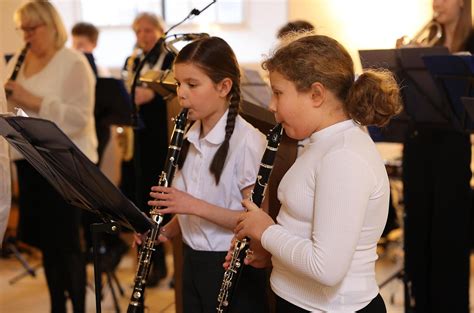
[{"x1": 17, "y1": 24, "x2": 44, "y2": 34}]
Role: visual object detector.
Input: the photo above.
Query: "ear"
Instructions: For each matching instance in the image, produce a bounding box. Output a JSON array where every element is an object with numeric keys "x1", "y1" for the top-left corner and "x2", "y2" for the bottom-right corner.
[
  {"x1": 217, "y1": 78, "x2": 233, "y2": 98},
  {"x1": 309, "y1": 82, "x2": 325, "y2": 108}
]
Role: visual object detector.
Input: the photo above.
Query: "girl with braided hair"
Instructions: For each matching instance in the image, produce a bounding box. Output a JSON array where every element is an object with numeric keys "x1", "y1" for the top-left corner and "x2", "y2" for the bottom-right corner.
[{"x1": 147, "y1": 36, "x2": 268, "y2": 312}]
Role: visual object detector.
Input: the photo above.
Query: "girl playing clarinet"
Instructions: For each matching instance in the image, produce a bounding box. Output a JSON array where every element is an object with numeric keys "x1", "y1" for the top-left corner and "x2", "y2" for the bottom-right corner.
[
  {"x1": 234, "y1": 33, "x2": 402, "y2": 313},
  {"x1": 147, "y1": 36, "x2": 268, "y2": 313}
]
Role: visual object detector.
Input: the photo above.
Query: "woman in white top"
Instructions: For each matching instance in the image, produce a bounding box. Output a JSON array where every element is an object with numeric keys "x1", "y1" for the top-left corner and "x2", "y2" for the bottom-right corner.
[
  {"x1": 234, "y1": 34, "x2": 402, "y2": 313},
  {"x1": 147, "y1": 37, "x2": 268, "y2": 312},
  {"x1": 4, "y1": 2, "x2": 96, "y2": 312}
]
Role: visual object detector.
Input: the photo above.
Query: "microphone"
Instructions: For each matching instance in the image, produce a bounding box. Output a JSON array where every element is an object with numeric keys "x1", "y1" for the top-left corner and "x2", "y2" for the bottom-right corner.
[{"x1": 182, "y1": 33, "x2": 210, "y2": 41}]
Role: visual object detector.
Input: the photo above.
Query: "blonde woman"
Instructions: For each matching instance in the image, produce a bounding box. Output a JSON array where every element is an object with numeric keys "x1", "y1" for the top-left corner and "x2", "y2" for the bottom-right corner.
[{"x1": 4, "y1": 1, "x2": 96, "y2": 312}]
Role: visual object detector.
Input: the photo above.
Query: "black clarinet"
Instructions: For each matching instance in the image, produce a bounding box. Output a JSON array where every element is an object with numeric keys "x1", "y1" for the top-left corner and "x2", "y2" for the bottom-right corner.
[
  {"x1": 216, "y1": 123, "x2": 283, "y2": 313},
  {"x1": 127, "y1": 108, "x2": 188, "y2": 313},
  {"x1": 5, "y1": 43, "x2": 29, "y2": 98}
]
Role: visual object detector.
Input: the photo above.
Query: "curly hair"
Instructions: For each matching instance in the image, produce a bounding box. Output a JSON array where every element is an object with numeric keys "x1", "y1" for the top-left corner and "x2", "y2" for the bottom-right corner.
[{"x1": 263, "y1": 34, "x2": 401, "y2": 127}]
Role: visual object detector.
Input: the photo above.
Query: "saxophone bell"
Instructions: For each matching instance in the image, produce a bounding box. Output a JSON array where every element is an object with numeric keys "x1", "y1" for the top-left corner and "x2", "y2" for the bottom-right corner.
[{"x1": 400, "y1": 14, "x2": 443, "y2": 48}]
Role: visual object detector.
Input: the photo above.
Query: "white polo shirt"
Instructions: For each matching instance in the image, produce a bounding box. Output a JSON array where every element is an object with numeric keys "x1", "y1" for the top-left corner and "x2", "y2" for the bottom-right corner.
[{"x1": 175, "y1": 110, "x2": 266, "y2": 251}]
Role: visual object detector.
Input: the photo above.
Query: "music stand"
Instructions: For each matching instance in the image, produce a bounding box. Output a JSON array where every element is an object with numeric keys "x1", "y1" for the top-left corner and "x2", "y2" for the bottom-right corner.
[
  {"x1": 422, "y1": 54, "x2": 474, "y2": 132},
  {"x1": 0, "y1": 115, "x2": 153, "y2": 313},
  {"x1": 140, "y1": 69, "x2": 177, "y2": 100},
  {"x1": 359, "y1": 47, "x2": 455, "y2": 312},
  {"x1": 240, "y1": 68, "x2": 275, "y2": 134}
]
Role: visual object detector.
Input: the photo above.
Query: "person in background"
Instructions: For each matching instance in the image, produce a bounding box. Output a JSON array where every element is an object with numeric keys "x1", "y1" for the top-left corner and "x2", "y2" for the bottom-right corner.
[
  {"x1": 71, "y1": 22, "x2": 110, "y2": 77},
  {"x1": 121, "y1": 12, "x2": 174, "y2": 286},
  {"x1": 233, "y1": 33, "x2": 401, "y2": 312},
  {"x1": 277, "y1": 20, "x2": 315, "y2": 40},
  {"x1": 4, "y1": 1, "x2": 97, "y2": 312},
  {"x1": 71, "y1": 20, "x2": 128, "y2": 271},
  {"x1": 401, "y1": 0, "x2": 473, "y2": 312},
  {"x1": 0, "y1": 55, "x2": 10, "y2": 245}
]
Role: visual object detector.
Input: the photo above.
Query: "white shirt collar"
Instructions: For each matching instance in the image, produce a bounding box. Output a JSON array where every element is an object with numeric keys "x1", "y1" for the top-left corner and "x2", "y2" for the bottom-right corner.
[
  {"x1": 309, "y1": 119, "x2": 356, "y2": 144},
  {"x1": 185, "y1": 109, "x2": 229, "y2": 146}
]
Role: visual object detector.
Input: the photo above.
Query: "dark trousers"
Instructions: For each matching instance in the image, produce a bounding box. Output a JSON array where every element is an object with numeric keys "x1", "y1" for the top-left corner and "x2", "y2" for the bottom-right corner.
[
  {"x1": 182, "y1": 244, "x2": 267, "y2": 313},
  {"x1": 16, "y1": 160, "x2": 86, "y2": 313},
  {"x1": 403, "y1": 129, "x2": 471, "y2": 313},
  {"x1": 43, "y1": 250, "x2": 86, "y2": 313},
  {"x1": 275, "y1": 293, "x2": 386, "y2": 313}
]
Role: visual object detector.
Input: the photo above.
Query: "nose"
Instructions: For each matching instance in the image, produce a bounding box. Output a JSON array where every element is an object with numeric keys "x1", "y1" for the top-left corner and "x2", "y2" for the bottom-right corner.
[
  {"x1": 176, "y1": 87, "x2": 187, "y2": 102},
  {"x1": 268, "y1": 97, "x2": 277, "y2": 113}
]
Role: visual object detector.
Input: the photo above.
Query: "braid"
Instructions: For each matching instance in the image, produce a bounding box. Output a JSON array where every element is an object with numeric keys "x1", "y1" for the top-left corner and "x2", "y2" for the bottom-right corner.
[
  {"x1": 209, "y1": 87, "x2": 241, "y2": 184},
  {"x1": 177, "y1": 138, "x2": 190, "y2": 170}
]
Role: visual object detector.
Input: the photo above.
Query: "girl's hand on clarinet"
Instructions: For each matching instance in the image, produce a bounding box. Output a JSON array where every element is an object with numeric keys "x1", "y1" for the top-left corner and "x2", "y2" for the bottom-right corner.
[
  {"x1": 223, "y1": 237, "x2": 237, "y2": 270},
  {"x1": 245, "y1": 240, "x2": 272, "y2": 268},
  {"x1": 158, "y1": 218, "x2": 181, "y2": 243},
  {"x1": 148, "y1": 186, "x2": 198, "y2": 215},
  {"x1": 235, "y1": 199, "x2": 274, "y2": 242}
]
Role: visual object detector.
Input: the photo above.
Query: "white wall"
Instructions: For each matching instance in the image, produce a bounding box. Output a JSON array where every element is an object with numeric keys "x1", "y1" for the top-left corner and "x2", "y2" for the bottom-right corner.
[
  {"x1": 0, "y1": 0, "x2": 288, "y2": 76},
  {"x1": 287, "y1": 0, "x2": 446, "y2": 73},
  {"x1": 0, "y1": 0, "x2": 25, "y2": 55}
]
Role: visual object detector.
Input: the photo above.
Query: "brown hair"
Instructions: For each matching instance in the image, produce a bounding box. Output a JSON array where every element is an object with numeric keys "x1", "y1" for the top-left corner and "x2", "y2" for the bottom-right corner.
[
  {"x1": 14, "y1": 0, "x2": 67, "y2": 49},
  {"x1": 263, "y1": 34, "x2": 401, "y2": 127},
  {"x1": 450, "y1": 0, "x2": 472, "y2": 52},
  {"x1": 72, "y1": 22, "x2": 99, "y2": 45},
  {"x1": 175, "y1": 37, "x2": 241, "y2": 184},
  {"x1": 277, "y1": 20, "x2": 315, "y2": 39}
]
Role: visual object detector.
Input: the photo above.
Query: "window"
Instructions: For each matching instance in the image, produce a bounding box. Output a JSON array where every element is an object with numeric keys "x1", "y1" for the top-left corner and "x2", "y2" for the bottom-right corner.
[
  {"x1": 79, "y1": 0, "x2": 163, "y2": 27},
  {"x1": 165, "y1": 0, "x2": 243, "y2": 25},
  {"x1": 54, "y1": 0, "x2": 243, "y2": 28}
]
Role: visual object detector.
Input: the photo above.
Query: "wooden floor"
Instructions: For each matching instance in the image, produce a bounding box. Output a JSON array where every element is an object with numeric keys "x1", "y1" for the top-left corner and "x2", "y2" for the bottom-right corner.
[
  {"x1": 1, "y1": 235, "x2": 473, "y2": 313},
  {"x1": 0, "y1": 240, "x2": 176, "y2": 313}
]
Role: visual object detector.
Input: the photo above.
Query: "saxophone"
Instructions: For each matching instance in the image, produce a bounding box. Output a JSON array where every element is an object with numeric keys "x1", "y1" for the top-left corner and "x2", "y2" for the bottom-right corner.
[
  {"x1": 127, "y1": 108, "x2": 188, "y2": 313},
  {"x1": 5, "y1": 43, "x2": 30, "y2": 98},
  {"x1": 216, "y1": 123, "x2": 283, "y2": 313}
]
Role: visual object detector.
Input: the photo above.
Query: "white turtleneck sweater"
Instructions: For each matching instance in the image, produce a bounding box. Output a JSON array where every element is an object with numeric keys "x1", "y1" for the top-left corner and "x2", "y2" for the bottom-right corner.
[{"x1": 262, "y1": 120, "x2": 389, "y2": 313}]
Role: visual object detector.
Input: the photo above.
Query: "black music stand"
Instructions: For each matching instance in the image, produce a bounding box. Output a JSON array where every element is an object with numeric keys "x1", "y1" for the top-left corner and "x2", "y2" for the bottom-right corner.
[
  {"x1": 359, "y1": 47, "x2": 455, "y2": 312},
  {"x1": 422, "y1": 54, "x2": 474, "y2": 132},
  {"x1": 0, "y1": 115, "x2": 153, "y2": 313}
]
